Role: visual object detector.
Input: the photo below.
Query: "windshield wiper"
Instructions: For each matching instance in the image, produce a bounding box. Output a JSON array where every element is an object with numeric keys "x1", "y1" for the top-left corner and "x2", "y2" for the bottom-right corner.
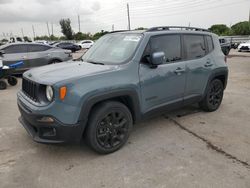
[{"x1": 86, "y1": 61, "x2": 104, "y2": 65}]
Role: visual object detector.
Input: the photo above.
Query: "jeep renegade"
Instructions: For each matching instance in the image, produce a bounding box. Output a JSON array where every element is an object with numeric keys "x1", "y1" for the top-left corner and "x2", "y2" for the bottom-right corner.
[{"x1": 17, "y1": 26, "x2": 228, "y2": 154}]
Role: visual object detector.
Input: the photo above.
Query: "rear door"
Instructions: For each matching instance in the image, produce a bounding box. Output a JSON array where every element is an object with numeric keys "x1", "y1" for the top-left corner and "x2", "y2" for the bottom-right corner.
[
  {"x1": 27, "y1": 44, "x2": 51, "y2": 68},
  {"x1": 139, "y1": 34, "x2": 186, "y2": 113},
  {"x1": 2, "y1": 44, "x2": 29, "y2": 70},
  {"x1": 183, "y1": 34, "x2": 214, "y2": 103}
]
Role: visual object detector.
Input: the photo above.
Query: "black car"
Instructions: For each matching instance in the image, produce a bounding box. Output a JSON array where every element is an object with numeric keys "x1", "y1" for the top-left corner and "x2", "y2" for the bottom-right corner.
[{"x1": 54, "y1": 42, "x2": 81, "y2": 53}]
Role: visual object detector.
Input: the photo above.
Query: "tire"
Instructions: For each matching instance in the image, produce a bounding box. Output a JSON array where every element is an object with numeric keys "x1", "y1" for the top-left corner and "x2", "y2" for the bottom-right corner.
[
  {"x1": 0, "y1": 80, "x2": 7, "y2": 90},
  {"x1": 49, "y1": 59, "x2": 61, "y2": 64},
  {"x1": 199, "y1": 79, "x2": 224, "y2": 112},
  {"x1": 85, "y1": 101, "x2": 133, "y2": 154},
  {"x1": 7, "y1": 76, "x2": 18, "y2": 86}
]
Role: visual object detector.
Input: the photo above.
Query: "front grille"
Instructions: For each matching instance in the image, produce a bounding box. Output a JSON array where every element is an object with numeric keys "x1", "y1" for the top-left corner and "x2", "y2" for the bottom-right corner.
[{"x1": 22, "y1": 78, "x2": 39, "y2": 102}]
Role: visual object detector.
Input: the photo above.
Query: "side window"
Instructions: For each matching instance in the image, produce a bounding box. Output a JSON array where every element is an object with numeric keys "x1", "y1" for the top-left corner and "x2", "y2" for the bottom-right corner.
[
  {"x1": 28, "y1": 45, "x2": 51, "y2": 52},
  {"x1": 206, "y1": 36, "x2": 214, "y2": 53},
  {"x1": 150, "y1": 35, "x2": 181, "y2": 63},
  {"x1": 4, "y1": 45, "x2": 27, "y2": 54},
  {"x1": 184, "y1": 35, "x2": 206, "y2": 59}
]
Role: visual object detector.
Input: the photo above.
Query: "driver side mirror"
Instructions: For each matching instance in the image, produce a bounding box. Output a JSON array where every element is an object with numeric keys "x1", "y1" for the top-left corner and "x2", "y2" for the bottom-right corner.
[
  {"x1": 0, "y1": 50, "x2": 5, "y2": 56},
  {"x1": 150, "y1": 51, "x2": 165, "y2": 67}
]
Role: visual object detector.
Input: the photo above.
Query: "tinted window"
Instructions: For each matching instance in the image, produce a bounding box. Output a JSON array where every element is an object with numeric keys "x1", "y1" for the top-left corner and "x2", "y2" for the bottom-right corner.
[
  {"x1": 206, "y1": 36, "x2": 214, "y2": 53},
  {"x1": 184, "y1": 35, "x2": 206, "y2": 59},
  {"x1": 28, "y1": 44, "x2": 51, "y2": 52},
  {"x1": 4, "y1": 44, "x2": 28, "y2": 54},
  {"x1": 150, "y1": 35, "x2": 181, "y2": 63},
  {"x1": 82, "y1": 41, "x2": 91, "y2": 43}
]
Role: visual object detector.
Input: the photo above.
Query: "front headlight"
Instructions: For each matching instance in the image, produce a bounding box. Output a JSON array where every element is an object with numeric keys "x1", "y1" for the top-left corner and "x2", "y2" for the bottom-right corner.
[{"x1": 46, "y1": 85, "x2": 54, "y2": 102}]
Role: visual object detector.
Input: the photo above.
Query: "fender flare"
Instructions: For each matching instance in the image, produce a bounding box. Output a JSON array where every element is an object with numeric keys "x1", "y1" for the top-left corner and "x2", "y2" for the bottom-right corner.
[{"x1": 78, "y1": 88, "x2": 141, "y2": 132}]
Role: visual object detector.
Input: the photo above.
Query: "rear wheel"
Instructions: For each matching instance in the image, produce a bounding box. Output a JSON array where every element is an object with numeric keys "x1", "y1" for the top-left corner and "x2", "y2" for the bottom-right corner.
[
  {"x1": 7, "y1": 76, "x2": 17, "y2": 86},
  {"x1": 49, "y1": 59, "x2": 61, "y2": 64},
  {"x1": 86, "y1": 101, "x2": 133, "y2": 154},
  {"x1": 199, "y1": 79, "x2": 224, "y2": 112},
  {"x1": 0, "y1": 80, "x2": 7, "y2": 90}
]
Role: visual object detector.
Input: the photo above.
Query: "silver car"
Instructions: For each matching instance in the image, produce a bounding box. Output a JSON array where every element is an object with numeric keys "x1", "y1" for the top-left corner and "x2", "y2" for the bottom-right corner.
[{"x1": 0, "y1": 43, "x2": 72, "y2": 74}]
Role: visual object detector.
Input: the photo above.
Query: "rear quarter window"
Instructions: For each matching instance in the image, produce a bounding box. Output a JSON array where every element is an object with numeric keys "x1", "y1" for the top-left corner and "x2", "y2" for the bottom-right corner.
[
  {"x1": 206, "y1": 36, "x2": 214, "y2": 53},
  {"x1": 184, "y1": 35, "x2": 206, "y2": 59}
]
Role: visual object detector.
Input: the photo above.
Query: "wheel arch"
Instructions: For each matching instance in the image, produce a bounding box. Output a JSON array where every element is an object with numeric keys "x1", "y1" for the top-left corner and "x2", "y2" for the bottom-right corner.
[
  {"x1": 203, "y1": 67, "x2": 228, "y2": 99},
  {"x1": 78, "y1": 89, "x2": 141, "y2": 135}
]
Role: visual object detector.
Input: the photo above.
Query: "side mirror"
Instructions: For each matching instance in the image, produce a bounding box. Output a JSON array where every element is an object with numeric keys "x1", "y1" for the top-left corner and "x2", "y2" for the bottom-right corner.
[
  {"x1": 0, "y1": 50, "x2": 5, "y2": 56},
  {"x1": 150, "y1": 51, "x2": 165, "y2": 67}
]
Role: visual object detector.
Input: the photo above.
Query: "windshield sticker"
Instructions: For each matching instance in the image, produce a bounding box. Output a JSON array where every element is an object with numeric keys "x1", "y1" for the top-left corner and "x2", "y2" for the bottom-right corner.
[{"x1": 123, "y1": 36, "x2": 141, "y2": 42}]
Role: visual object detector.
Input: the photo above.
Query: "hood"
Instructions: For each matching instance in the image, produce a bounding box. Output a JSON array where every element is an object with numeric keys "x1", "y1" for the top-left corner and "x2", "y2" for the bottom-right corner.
[{"x1": 23, "y1": 60, "x2": 117, "y2": 85}]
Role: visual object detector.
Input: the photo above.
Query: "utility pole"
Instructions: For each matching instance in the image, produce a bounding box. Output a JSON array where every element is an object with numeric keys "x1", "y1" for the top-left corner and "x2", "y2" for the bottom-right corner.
[
  {"x1": 127, "y1": 3, "x2": 131, "y2": 30},
  {"x1": 188, "y1": 22, "x2": 191, "y2": 27},
  {"x1": 112, "y1": 24, "x2": 114, "y2": 31},
  {"x1": 32, "y1": 25, "x2": 36, "y2": 40},
  {"x1": 46, "y1": 22, "x2": 50, "y2": 36},
  {"x1": 21, "y1": 28, "x2": 24, "y2": 38},
  {"x1": 51, "y1": 23, "x2": 54, "y2": 36},
  {"x1": 78, "y1": 15, "x2": 81, "y2": 33}
]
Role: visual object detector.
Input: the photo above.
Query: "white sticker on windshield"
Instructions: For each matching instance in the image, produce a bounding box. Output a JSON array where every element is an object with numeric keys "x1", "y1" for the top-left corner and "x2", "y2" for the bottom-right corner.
[{"x1": 123, "y1": 36, "x2": 141, "y2": 42}]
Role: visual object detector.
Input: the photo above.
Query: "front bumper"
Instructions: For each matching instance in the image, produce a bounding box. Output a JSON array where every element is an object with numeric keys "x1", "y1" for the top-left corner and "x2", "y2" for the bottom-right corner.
[{"x1": 18, "y1": 99, "x2": 84, "y2": 144}]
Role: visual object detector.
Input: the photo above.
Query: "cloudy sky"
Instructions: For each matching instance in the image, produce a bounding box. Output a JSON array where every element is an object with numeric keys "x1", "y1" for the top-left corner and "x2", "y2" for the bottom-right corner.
[{"x1": 0, "y1": 0, "x2": 249, "y2": 39}]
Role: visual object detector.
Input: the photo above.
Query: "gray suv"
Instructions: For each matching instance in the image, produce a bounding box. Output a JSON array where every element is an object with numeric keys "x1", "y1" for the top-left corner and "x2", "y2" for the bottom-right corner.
[
  {"x1": 0, "y1": 43, "x2": 72, "y2": 74},
  {"x1": 17, "y1": 26, "x2": 228, "y2": 154}
]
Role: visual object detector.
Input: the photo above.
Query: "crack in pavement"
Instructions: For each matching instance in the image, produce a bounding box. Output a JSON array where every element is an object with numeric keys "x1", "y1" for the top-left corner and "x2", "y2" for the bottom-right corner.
[{"x1": 164, "y1": 115, "x2": 250, "y2": 169}]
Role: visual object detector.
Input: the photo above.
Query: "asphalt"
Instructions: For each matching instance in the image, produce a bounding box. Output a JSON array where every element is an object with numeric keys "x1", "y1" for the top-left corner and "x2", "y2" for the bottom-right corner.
[{"x1": 0, "y1": 49, "x2": 250, "y2": 188}]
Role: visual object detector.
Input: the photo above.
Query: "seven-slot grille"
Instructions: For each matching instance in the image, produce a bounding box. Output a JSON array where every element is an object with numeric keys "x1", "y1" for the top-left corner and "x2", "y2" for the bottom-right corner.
[{"x1": 22, "y1": 78, "x2": 39, "y2": 102}]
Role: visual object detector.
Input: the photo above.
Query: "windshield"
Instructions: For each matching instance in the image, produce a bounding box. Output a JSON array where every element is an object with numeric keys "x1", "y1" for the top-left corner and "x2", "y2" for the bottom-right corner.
[{"x1": 82, "y1": 33, "x2": 142, "y2": 65}]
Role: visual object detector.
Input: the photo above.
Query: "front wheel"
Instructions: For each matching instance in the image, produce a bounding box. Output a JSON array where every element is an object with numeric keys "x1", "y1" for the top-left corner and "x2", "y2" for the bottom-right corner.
[
  {"x1": 199, "y1": 79, "x2": 224, "y2": 112},
  {"x1": 85, "y1": 101, "x2": 133, "y2": 154}
]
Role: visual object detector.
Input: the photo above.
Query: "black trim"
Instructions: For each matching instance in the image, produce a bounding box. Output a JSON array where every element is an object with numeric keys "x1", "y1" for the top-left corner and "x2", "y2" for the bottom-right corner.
[
  {"x1": 78, "y1": 89, "x2": 141, "y2": 129},
  {"x1": 202, "y1": 67, "x2": 228, "y2": 100}
]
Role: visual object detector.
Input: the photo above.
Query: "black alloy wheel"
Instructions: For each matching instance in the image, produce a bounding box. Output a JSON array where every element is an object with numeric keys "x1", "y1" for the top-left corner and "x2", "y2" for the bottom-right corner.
[
  {"x1": 199, "y1": 79, "x2": 224, "y2": 112},
  {"x1": 86, "y1": 101, "x2": 133, "y2": 154}
]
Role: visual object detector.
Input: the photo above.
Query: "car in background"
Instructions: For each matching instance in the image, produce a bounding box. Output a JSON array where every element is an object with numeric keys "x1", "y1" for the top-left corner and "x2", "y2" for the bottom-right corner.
[
  {"x1": 77, "y1": 40, "x2": 94, "y2": 49},
  {"x1": 34, "y1": 40, "x2": 48, "y2": 45},
  {"x1": 238, "y1": 40, "x2": 250, "y2": 52},
  {"x1": 0, "y1": 43, "x2": 72, "y2": 74},
  {"x1": 219, "y1": 37, "x2": 231, "y2": 55},
  {"x1": 54, "y1": 42, "x2": 81, "y2": 52}
]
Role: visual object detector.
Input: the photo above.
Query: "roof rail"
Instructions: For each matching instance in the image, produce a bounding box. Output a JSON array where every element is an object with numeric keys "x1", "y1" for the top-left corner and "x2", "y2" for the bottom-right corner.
[
  {"x1": 109, "y1": 30, "x2": 130, "y2": 33},
  {"x1": 146, "y1": 26, "x2": 210, "y2": 32}
]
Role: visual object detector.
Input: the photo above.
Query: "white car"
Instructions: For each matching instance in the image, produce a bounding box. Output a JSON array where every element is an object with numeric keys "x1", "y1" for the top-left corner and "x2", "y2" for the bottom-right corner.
[
  {"x1": 77, "y1": 40, "x2": 94, "y2": 49},
  {"x1": 238, "y1": 40, "x2": 250, "y2": 52}
]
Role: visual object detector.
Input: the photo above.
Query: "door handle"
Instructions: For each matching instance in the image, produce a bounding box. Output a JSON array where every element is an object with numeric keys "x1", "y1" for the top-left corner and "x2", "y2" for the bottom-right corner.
[
  {"x1": 174, "y1": 67, "x2": 185, "y2": 74},
  {"x1": 204, "y1": 59, "x2": 213, "y2": 67}
]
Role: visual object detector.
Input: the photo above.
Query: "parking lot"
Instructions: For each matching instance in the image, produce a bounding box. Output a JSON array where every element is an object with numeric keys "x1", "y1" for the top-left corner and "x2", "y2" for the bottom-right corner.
[{"x1": 0, "y1": 49, "x2": 250, "y2": 188}]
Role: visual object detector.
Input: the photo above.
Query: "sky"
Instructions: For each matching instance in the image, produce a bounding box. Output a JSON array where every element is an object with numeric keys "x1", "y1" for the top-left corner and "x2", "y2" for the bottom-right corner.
[{"x1": 0, "y1": 0, "x2": 250, "y2": 39}]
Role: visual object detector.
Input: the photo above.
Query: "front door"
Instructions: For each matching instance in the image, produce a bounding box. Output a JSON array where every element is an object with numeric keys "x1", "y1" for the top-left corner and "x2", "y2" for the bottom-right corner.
[{"x1": 139, "y1": 34, "x2": 186, "y2": 113}]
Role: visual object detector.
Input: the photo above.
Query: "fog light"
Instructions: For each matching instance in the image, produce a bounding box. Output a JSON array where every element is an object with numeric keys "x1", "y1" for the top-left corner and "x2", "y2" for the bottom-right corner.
[{"x1": 37, "y1": 116, "x2": 54, "y2": 123}]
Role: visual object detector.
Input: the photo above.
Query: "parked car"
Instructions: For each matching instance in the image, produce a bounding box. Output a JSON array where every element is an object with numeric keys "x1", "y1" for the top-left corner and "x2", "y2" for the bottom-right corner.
[
  {"x1": 238, "y1": 40, "x2": 250, "y2": 52},
  {"x1": 0, "y1": 43, "x2": 72, "y2": 74},
  {"x1": 219, "y1": 37, "x2": 231, "y2": 55},
  {"x1": 18, "y1": 26, "x2": 228, "y2": 154},
  {"x1": 34, "y1": 40, "x2": 48, "y2": 45},
  {"x1": 54, "y1": 42, "x2": 81, "y2": 52},
  {"x1": 77, "y1": 40, "x2": 94, "y2": 49}
]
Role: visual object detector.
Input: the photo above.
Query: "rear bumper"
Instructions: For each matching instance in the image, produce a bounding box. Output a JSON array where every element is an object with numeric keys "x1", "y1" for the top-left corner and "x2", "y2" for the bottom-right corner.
[{"x1": 18, "y1": 99, "x2": 84, "y2": 144}]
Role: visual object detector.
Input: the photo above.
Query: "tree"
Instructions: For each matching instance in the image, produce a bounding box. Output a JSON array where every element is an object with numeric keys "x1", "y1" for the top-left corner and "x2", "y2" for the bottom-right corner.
[
  {"x1": 59, "y1": 18, "x2": 74, "y2": 40},
  {"x1": 74, "y1": 32, "x2": 91, "y2": 40},
  {"x1": 208, "y1": 24, "x2": 231, "y2": 35},
  {"x1": 231, "y1": 21, "x2": 250, "y2": 35},
  {"x1": 92, "y1": 30, "x2": 108, "y2": 40}
]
